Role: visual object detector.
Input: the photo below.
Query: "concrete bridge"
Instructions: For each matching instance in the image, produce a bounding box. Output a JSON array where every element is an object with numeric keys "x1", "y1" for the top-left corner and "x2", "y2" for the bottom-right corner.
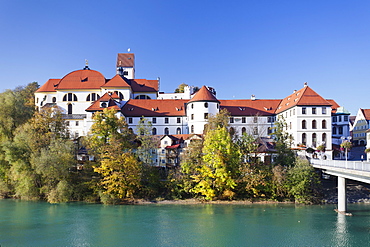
[{"x1": 310, "y1": 159, "x2": 370, "y2": 214}]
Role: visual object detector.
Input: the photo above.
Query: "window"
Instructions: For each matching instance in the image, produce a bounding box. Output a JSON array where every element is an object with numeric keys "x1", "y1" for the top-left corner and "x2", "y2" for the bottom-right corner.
[
  {"x1": 332, "y1": 116, "x2": 337, "y2": 122},
  {"x1": 152, "y1": 117, "x2": 156, "y2": 124},
  {"x1": 165, "y1": 118, "x2": 169, "y2": 124},
  {"x1": 267, "y1": 127, "x2": 272, "y2": 134},
  {"x1": 177, "y1": 117, "x2": 181, "y2": 123},
  {"x1": 191, "y1": 114, "x2": 194, "y2": 120},
  {"x1": 67, "y1": 104, "x2": 73, "y2": 114},
  {"x1": 114, "y1": 91, "x2": 124, "y2": 100},
  {"x1": 177, "y1": 128, "x2": 181, "y2": 134},
  {"x1": 242, "y1": 117, "x2": 246, "y2": 123},
  {"x1": 191, "y1": 104, "x2": 194, "y2": 109},
  {"x1": 229, "y1": 127, "x2": 235, "y2": 136},
  {"x1": 217, "y1": 103, "x2": 219, "y2": 109},
  {"x1": 152, "y1": 128, "x2": 157, "y2": 135},
  {"x1": 322, "y1": 120, "x2": 326, "y2": 129},
  {"x1": 242, "y1": 127, "x2": 246, "y2": 134},
  {"x1": 66, "y1": 121, "x2": 70, "y2": 126},
  {"x1": 101, "y1": 102, "x2": 107, "y2": 108},
  {"x1": 191, "y1": 125, "x2": 194, "y2": 133},
  {"x1": 322, "y1": 133, "x2": 327, "y2": 143},
  {"x1": 204, "y1": 102, "x2": 208, "y2": 108},
  {"x1": 52, "y1": 97, "x2": 56, "y2": 103},
  {"x1": 302, "y1": 107, "x2": 306, "y2": 114},
  {"x1": 289, "y1": 122, "x2": 292, "y2": 129},
  {"x1": 322, "y1": 107, "x2": 326, "y2": 114},
  {"x1": 63, "y1": 93, "x2": 77, "y2": 102},
  {"x1": 128, "y1": 117, "x2": 133, "y2": 124},
  {"x1": 339, "y1": 126, "x2": 343, "y2": 135},
  {"x1": 268, "y1": 116, "x2": 274, "y2": 123},
  {"x1": 293, "y1": 109, "x2": 295, "y2": 115},
  {"x1": 253, "y1": 127, "x2": 258, "y2": 135},
  {"x1": 344, "y1": 116, "x2": 349, "y2": 121},
  {"x1": 204, "y1": 113, "x2": 208, "y2": 119},
  {"x1": 76, "y1": 121, "x2": 79, "y2": 126},
  {"x1": 302, "y1": 120, "x2": 307, "y2": 129},
  {"x1": 338, "y1": 116, "x2": 342, "y2": 122},
  {"x1": 302, "y1": 133, "x2": 307, "y2": 145},
  {"x1": 230, "y1": 117, "x2": 234, "y2": 123},
  {"x1": 312, "y1": 120, "x2": 317, "y2": 129},
  {"x1": 135, "y1": 95, "x2": 151, "y2": 99},
  {"x1": 312, "y1": 108, "x2": 316, "y2": 114},
  {"x1": 86, "y1": 93, "x2": 100, "y2": 101},
  {"x1": 164, "y1": 127, "x2": 169, "y2": 135},
  {"x1": 312, "y1": 133, "x2": 317, "y2": 147},
  {"x1": 253, "y1": 116, "x2": 258, "y2": 123}
]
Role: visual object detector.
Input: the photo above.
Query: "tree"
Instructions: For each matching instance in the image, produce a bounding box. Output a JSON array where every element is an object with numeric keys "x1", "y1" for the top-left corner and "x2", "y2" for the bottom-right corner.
[
  {"x1": 272, "y1": 116, "x2": 295, "y2": 166},
  {"x1": 94, "y1": 152, "x2": 142, "y2": 203},
  {"x1": 87, "y1": 108, "x2": 135, "y2": 158},
  {"x1": 174, "y1": 83, "x2": 188, "y2": 93},
  {"x1": 136, "y1": 117, "x2": 156, "y2": 165},
  {"x1": 286, "y1": 158, "x2": 321, "y2": 204},
  {"x1": 191, "y1": 126, "x2": 240, "y2": 200}
]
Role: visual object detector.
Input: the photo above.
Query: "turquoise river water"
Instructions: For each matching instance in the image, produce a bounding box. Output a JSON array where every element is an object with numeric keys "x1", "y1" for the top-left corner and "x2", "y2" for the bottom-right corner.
[{"x1": 1, "y1": 200, "x2": 370, "y2": 246}]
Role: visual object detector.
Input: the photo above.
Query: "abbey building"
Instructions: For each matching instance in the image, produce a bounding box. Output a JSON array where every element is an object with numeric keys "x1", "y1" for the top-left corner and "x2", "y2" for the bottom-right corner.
[{"x1": 35, "y1": 53, "x2": 350, "y2": 160}]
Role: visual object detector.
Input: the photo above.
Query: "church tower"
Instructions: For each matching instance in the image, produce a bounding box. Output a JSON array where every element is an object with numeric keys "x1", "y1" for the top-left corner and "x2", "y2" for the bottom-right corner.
[
  {"x1": 186, "y1": 86, "x2": 220, "y2": 134},
  {"x1": 116, "y1": 53, "x2": 135, "y2": 79}
]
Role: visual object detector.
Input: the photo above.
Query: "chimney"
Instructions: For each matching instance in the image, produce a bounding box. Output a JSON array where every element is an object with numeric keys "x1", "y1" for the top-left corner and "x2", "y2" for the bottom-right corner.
[{"x1": 251, "y1": 95, "x2": 256, "y2": 101}]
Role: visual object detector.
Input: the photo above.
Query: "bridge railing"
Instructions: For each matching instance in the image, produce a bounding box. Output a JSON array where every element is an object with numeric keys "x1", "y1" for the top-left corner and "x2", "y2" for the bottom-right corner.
[{"x1": 310, "y1": 159, "x2": 370, "y2": 172}]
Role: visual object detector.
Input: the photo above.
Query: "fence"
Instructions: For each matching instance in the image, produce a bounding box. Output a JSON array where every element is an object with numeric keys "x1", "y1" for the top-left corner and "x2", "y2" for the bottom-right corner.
[{"x1": 310, "y1": 159, "x2": 370, "y2": 172}]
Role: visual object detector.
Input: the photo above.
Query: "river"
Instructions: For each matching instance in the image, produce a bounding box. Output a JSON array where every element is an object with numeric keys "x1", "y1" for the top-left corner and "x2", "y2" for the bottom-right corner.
[{"x1": 1, "y1": 200, "x2": 370, "y2": 246}]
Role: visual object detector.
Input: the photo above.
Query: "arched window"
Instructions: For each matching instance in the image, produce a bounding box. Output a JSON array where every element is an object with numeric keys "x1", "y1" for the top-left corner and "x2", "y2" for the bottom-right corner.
[
  {"x1": 63, "y1": 93, "x2": 77, "y2": 102},
  {"x1": 312, "y1": 120, "x2": 317, "y2": 129},
  {"x1": 339, "y1": 126, "x2": 343, "y2": 135},
  {"x1": 242, "y1": 127, "x2": 246, "y2": 135},
  {"x1": 322, "y1": 120, "x2": 327, "y2": 129},
  {"x1": 101, "y1": 102, "x2": 107, "y2": 108},
  {"x1": 253, "y1": 127, "x2": 258, "y2": 135},
  {"x1": 164, "y1": 127, "x2": 169, "y2": 135},
  {"x1": 135, "y1": 95, "x2": 151, "y2": 99},
  {"x1": 229, "y1": 127, "x2": 235, "y2": 136},
  {"x1": 302, "y1": 120, "x2": 306, "y2": 129},
  {"x1": 204, "y1": 102, "x2": 208, "y2": 108},
  {"x1": 191, "y1": 125, "x2": 194, "y2": 133},
  {"x1": 333, "y1": 127, "x2": 337, "y2": 135},
  {"x1": 152, "y1": 128, "x2": 157, "y2": 135},
  {"x1": 302, "y1": 133, "x2": 307, "y2": 145},
  {"x1": 176, "y1": 128, "x2": 181, "y2": 134},
  {"x1": 52, "y1": 97, "x2": 56, "y2": 103},
  {"x1": 322, "y1": 133, "x2": 327, "y2": 144},
  {"x1": 67, "y1": 104, "x2": 73, "y2": 114},
  {"x1": 86, "y1": 93, "x2": 100, "y2": 101},
  {"x1": 312, "y1": 133, "x2": 317, "y2": 147}
]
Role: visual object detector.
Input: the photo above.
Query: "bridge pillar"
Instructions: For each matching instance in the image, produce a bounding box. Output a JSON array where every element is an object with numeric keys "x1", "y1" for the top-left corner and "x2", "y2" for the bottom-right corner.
[{"x1": 337, "y1": 176, "x2": 347, "y2": 213}]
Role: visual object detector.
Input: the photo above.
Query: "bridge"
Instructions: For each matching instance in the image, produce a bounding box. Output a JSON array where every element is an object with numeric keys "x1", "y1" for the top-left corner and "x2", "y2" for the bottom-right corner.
[{"x1": 310, "y1": 159, "x2": 370, "y2": 214}]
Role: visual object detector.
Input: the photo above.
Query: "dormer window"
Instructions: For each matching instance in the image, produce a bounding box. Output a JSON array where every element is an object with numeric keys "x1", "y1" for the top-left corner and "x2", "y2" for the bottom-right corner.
[{"x1": 101, "y1": 102, "x2": 107, "y2": 108}]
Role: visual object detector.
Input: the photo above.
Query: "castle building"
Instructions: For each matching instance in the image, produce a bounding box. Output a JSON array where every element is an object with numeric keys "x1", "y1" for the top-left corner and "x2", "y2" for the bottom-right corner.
[{"x1": 35, "y1": 53, "x2": 348, "y2": 160}]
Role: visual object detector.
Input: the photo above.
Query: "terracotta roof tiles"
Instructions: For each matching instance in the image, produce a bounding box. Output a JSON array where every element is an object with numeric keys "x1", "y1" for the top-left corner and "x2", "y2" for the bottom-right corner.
[
  {"x1": 56, "y1": 69, "x2": 106, "y2": 90},
  {"x1": 36, "y1": 79, "x2": 59, "y2": 92},
  {"x1": 121, "y1": 99, "x2": 187, "y2": 117},
  {"x1": 188, "y1": 86, "x2": 219, "y2": 103},
  {"x1": 103, "y1": 74, "x2": 131, "y2": 88},
  {"x1": 117, "y1": 53, "x2": 134, "y2": 67},
  {"x1": 220, "y1": 99, "x2": 281, "y2": 116}
]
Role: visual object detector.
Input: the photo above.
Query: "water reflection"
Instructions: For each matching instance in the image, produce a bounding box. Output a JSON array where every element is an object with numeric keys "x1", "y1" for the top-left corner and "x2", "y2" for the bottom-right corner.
[{"x1": 333, "y1": 214, "x2": 349, "y2": 246}]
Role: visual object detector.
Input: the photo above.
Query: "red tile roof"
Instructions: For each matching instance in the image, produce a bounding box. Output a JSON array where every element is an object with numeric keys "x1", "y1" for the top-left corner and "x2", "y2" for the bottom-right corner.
[
  {"x1": 220, "y1": 99, "x2": 281, "y2": 116},
  {"x1": 56, "y1": 69, "x2": 106, "y2": 90},
  {"x1": 103, "y1": 74, "x2": 131, "y2": 88},
  {"x1": 129, "y1": 79, "x2": 159, "y2": 93},
  {"x1": 275, "y1": 86, "x2": 332, "y2": 114},
  {"x1": 361, "y1": 109, "x2": 370, "y2": 120},
  {"x1": 327, "y1": 99, "x2": 340, "y2": 114},
  {"x1": 188, "y1": 86, "x2": 219, "y2": 103},
  {"x1": 36, "y1": 79, "x2": 59, "y2": 92},
  {"x1": 117, "y1": 53, "x2": 134, "y2": 67},
  {"x1": 121, "y1": 99, "x2": 187, "y2": 117},
  {"x1": 85, "y1": 93, "x2": 120, "y2": 112}
]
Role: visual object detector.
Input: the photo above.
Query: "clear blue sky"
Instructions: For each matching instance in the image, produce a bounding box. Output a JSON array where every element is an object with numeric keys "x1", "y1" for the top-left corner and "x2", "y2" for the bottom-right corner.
[{"x1": 1, "y1": 0, "x2": 369, "y2": 115}]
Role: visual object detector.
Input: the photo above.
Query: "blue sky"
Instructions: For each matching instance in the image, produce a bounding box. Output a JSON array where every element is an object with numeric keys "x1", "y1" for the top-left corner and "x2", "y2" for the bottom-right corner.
[{"x1": 1, "y1": 0, "x2": 370, "y2": 115}]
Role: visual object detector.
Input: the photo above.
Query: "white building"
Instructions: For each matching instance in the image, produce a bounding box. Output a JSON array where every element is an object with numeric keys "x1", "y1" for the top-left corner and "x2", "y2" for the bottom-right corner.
[{"x1": 35, "y1": 53, "x2": 349, "y2": 160}]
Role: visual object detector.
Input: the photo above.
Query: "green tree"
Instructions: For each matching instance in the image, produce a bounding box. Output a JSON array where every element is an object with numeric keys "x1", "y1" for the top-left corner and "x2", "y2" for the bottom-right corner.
[
  {"x1": 286, "y1": 158, "x2": 321, "y2": 204},
  {"x1": 136, "y1": 117, "x2": 156, "y2": 165},
  {"x1": 272, "y1": 116, "x2": 295, "y2": 166}
]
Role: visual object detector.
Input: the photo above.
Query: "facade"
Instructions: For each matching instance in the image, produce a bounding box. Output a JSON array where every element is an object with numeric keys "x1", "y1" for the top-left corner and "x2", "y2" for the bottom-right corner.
[
  {"x1": 351, "y1": 108, "x2": 370, "y2": 146},
  {"x1": 35, "y1": 53, "x2": 349, "y2": 161}
]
